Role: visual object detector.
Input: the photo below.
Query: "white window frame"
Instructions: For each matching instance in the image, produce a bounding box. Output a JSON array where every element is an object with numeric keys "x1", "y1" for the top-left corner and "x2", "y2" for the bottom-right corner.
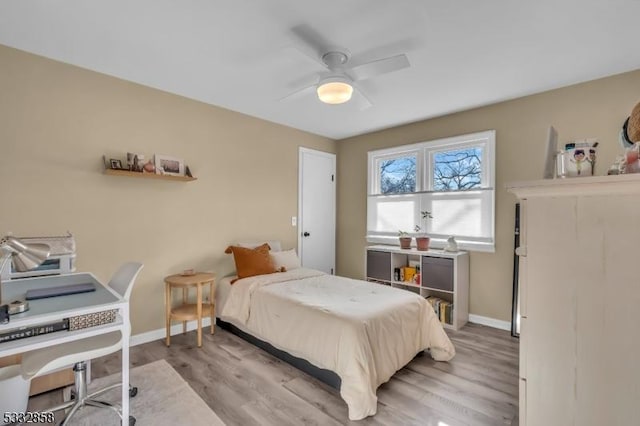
[
  {"x1": 367, "y1": 130, "x2": 496, "y2": 252},
  {"x1": 369, "y1": 146, "x2": 423, "y2": 195},
  {"x1": 425, "y1": 133, "x2": 494, "y2": 191}
]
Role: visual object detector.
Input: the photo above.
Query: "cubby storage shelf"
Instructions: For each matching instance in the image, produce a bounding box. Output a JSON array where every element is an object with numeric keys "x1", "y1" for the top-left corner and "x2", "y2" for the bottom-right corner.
[
  {"x1": 104, "y1": 168, "x2": 197, "y2": 182},
  {"x1": 391, "y1": 280, "x2": 420, "y2": 288},
  {"x1": 422, "y1": 286, "x2": 455, "y2": 294},
  {"x1": 366, "y1": 245, "x2": 469, "y2": 330}
]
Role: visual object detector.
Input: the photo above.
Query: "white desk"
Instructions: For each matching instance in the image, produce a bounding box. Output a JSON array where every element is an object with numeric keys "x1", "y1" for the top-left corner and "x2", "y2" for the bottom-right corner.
[{"x1": 0, "y1": 273, "x2": 130, "y2": 421}]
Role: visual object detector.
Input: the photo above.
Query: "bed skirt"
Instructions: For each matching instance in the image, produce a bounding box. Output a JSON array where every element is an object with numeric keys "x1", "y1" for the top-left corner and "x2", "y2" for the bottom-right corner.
[{"x1": 216, "y1": 318, "x2": 342, "y2": 390}]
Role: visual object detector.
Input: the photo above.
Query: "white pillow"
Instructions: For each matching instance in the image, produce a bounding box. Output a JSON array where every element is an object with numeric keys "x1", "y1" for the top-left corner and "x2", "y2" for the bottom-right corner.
[
  {"x1": 270, "y1": 249, "x2": 301, "y2": 271},
  {"x1": 236, "y1": 240, "x2": 282, "y2": 252}
]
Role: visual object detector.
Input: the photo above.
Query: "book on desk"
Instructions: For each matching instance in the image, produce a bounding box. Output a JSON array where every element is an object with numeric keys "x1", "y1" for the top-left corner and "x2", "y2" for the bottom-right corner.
[
  {"x1": 0, "y1": 282, "x2": 119, "y2": 344},
  {"x1": 0, "y1": 319, "x2": 70, "y2": 343}
]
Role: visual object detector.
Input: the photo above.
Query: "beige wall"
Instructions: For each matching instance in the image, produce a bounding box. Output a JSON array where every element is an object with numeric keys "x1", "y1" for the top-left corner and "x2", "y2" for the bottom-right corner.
[
  {"x1": 336, "y1": 69, "x2": 640, "y2": 322},
  {"x1": 0, "y1": 45, "x2": 335, "y2": 335},
  {"x1": 3, "y1": 42, "x2": 638, "y2": 330}
]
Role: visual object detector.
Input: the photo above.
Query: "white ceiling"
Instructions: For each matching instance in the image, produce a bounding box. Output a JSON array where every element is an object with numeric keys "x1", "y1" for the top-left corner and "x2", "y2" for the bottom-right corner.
[{"x1": 1, "y1": 1, "x2": 639, "y2": 139}]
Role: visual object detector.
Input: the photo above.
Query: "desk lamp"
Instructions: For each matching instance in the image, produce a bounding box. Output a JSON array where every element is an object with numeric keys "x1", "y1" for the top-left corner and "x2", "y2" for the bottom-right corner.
[{"x1": 0, "y1": 235, "x2": 50, "y2": 315}]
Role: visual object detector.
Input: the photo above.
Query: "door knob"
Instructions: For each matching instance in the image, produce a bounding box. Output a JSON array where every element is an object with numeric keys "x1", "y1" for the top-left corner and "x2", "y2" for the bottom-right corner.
[{"x1": 303, "y1": 232, "x2": 310, "y2": 237}]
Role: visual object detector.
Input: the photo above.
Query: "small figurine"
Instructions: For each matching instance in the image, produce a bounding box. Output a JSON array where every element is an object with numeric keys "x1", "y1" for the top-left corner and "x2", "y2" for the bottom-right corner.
[
  {"x1": 444, "y1": 236, "x2": 458, "y2": 252},
  {"x1": 571, "y1": 149, "x2": 586, "y2": 176},
  {"x1": 143, "y1": 160, "x2": 155, "y2": 173}
]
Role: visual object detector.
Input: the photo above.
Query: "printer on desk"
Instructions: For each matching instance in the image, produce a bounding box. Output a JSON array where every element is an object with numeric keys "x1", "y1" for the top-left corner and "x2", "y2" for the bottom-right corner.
[{"x1": 0, "y1": 233, "x2": 76, "y2": 281}]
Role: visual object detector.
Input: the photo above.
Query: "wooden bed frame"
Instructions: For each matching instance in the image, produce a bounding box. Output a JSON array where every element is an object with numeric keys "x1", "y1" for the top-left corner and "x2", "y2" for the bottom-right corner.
[{"x1": 216, "y1": 318, "x2": 342, "y2": 390}]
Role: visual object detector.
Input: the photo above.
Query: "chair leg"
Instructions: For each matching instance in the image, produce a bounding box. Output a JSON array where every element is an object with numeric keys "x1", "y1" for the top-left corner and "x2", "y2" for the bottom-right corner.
[
  {"x1": 72, "y1": 361, "x2": 89, "y2": 401},
  {"x1": 86, "y1": 382, "x2": 121, "y2": 399},
  {"x1": 48, "y1": 362, "x2": 88, "y2": 424},
  {"x1": 59, "y1": 401, "x2": 83, "y2": 426},
  {"x1": 85, "y1": 398, "x2": 123, "y2": 417},
  {"x1": 87, "y1": 382, "x2": 138, "y2": 399},
  {"x1": 42, "y1": 399, "x2": 75, "y2": 415},
  {"x1": 43, "y1": 361, "x2": 138, "y2": 425}
]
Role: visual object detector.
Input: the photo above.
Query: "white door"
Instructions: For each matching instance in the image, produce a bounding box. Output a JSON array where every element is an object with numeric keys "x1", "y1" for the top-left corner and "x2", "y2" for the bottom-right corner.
[{"x1": 298, "y1": 147, "x2": 336, "y2": 274}]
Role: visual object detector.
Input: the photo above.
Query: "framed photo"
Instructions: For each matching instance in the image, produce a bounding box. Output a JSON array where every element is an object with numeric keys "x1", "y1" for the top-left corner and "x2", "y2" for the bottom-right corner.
[
  {"x1": 127, "y1": 152, "x2": 146, "y2": 172},
  {"x1": 110, "y1": 159, "x2": 123, "y2": 170},
  {"x1": 154, "y1": 154, "x2": 185, "y2": 176}
]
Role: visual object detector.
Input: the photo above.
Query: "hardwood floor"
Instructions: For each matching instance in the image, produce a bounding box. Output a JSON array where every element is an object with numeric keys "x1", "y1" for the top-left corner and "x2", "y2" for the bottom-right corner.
[{"x1": 31, "y1": 323, "x2": 519, "y2": 425}]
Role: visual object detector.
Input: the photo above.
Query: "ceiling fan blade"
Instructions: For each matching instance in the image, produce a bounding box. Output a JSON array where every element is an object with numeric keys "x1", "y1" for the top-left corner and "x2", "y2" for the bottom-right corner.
[
  {"x1": 283, "y1": 45, "x2": 328, "y2": 72},
  {"x1": 352, "y1": 86, "x2": 373, "y2": 110},
  {"x1": 278, "y1": 84, "x2": 317, "y2": 103},
  {"x1": 286, "y1": 24, "x2": 335, "y2": 69},
  {"x1": 347, "y1": 53, "x2": 410, "y2": 81}
]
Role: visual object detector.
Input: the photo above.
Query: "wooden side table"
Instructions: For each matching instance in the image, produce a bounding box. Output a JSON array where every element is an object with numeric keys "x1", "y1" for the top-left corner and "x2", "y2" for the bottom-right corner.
[{"x1": 164, "y1": 272, "x2": 215, "y2": 347}]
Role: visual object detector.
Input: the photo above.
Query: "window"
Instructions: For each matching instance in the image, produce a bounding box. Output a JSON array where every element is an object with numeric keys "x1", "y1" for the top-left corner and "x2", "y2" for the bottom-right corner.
[
  {"x1": 367, "y1": 130, "x2": 495, "y2": 252},
  {"x1": 377, "y1": 154, "x2": 417, "y2": 194},
  {"x1": 432, "y1": 147, "x2": 482, "y2": 191}
]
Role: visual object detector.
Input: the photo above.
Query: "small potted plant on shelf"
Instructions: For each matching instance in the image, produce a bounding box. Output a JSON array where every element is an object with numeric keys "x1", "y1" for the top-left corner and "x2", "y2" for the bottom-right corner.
[
  {"x1": 414, "y1": 210, "x2": 433, "y2": 251},
  {"x1": 398, "y1": 230, "x2": 412, "y2": 249}
]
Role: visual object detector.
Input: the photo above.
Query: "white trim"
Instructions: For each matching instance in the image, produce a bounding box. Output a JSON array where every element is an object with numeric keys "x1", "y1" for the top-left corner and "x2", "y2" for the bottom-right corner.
[
  {"x1": 129, "y1": 318, "x2": 212, "y2": 347},
  {"x1": 369, "y1": 149, "x2": 422, "y2": 194},
  {"x1": 425, "y1": 131, "x2": 495, "y2": 191},
  {"x1": 468, "y1": 314, "x2": 511, "y2": 331}
]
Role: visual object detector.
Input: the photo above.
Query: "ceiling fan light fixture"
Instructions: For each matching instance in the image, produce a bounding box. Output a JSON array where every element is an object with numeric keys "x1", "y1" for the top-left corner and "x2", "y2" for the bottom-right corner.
[{"x1": 317, "y1": 81, "x2": 353, "y2": 104}]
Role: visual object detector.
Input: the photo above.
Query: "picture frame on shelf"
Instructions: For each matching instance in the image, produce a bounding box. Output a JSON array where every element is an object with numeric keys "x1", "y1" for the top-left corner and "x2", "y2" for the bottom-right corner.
[
  {"x1": 110, "y1": 159, "x2": 123, "y2": 170},
  {"x1": 154, "y1": 154, "x2": 185, "y2": 176},
  {"x1": 127, "y1": 152, "x2": 145, "y2": 172}
]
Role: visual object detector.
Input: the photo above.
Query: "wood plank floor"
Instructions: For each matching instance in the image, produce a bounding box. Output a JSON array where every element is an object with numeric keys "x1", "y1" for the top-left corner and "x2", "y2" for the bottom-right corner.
[{"x1": 30, "y1": 323, "x2": 519, "y2": 425}]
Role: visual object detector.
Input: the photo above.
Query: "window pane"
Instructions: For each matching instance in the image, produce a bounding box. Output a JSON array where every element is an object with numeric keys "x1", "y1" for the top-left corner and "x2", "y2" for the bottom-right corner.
[
  {"x1": 422, "y1": 190, "x2": 493, "y2": 239},
  {"x1": 379, "y1": 156, "x2": 416, "y2": 194},
  {"x1": 367, "y1": 195, "x2": 416, "y2": 233},
  {"x1": 433, "y1": 147, "x2": 482, "y2": 191}
]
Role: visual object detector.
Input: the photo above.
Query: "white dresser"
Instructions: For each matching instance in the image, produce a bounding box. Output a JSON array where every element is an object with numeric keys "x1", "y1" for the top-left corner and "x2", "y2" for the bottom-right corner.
[{"x1": 507, "y1": 174, "x2": 640, "y2": 426}]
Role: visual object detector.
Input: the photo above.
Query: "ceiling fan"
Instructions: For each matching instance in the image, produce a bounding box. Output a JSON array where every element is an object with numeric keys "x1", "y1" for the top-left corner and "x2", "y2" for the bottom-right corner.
[{"x1": 280, "y1": 46, "x2": 410, "y2": 108}]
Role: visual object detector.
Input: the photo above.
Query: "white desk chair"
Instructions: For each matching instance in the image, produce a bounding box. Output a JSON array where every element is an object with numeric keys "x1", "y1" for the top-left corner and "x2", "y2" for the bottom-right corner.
[
  {"x1": 0, "y1": 365, "x2": 31, "y2": 425},
  {"x1": 20, "y1": 262, "x2": 143, "y2": 426}
]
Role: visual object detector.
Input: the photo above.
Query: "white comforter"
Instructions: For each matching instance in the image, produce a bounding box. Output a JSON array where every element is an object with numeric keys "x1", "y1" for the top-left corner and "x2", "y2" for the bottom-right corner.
[{"x1": 220, "y1": 268, "x2": 455, "y2": 420}]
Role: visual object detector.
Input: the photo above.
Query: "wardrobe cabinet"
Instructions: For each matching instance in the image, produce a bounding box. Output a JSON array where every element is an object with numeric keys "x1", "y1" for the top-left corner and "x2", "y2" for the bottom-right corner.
[{"x1": 507, "y1": 174, "x2": 640, "y2": 426}]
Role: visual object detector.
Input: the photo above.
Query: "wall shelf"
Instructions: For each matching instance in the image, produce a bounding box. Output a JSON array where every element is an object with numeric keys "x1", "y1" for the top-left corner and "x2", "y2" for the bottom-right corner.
[{"x1": 104, "y1": 169, "x2": 197, "y2": 182}]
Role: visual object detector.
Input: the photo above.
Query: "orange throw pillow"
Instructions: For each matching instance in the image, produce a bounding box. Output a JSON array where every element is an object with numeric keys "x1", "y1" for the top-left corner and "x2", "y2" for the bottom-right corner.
[{"x1": 224, "y1": 243, "x2": 277, "y2": 283}]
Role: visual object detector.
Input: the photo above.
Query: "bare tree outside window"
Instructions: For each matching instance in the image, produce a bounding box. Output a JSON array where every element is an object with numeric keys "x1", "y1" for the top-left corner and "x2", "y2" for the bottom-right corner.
[
  {"x1": 433, "y1": 147, "x2": 482, "y2": 191},
  {"x1": 379, "y1": 156, "x2": 416, "y2": 194}
]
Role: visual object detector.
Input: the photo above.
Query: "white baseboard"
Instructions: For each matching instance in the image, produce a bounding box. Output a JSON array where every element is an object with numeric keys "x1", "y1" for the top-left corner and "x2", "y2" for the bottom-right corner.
[
  {"x1": 130, "y1": 318, "x2": 213, "y2": 347},
  {"x1": 468, "y1": 314, "x2": 511, "y2": 331}
]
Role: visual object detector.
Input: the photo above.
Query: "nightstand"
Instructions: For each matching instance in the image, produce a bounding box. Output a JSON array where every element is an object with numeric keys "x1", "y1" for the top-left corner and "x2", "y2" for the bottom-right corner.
[{"x1": 164, "y1": 272, "x2": 215, "y2": 347}]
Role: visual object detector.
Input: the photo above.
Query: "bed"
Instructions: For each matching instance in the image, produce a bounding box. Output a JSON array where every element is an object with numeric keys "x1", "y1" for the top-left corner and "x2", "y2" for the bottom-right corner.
[{"x1": 216, "y1": 261, "x2": 455, "y2": 420}]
